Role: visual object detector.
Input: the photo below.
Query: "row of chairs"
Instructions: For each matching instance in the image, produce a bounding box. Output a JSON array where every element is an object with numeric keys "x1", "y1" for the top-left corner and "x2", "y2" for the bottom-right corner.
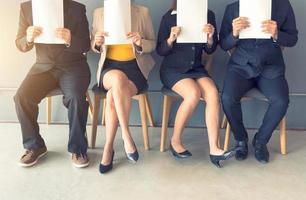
[{"x1": 45, "y1": 53, "x2": 287, "y2": 155}]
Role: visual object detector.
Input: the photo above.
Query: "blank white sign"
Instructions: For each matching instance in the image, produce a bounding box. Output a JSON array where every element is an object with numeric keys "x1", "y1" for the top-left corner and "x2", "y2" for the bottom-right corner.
[
  {"x1": 177, "y1": 0, "x2": 208, "y2": 43},
  {"x1": 32, "y1": 0, "x2": 65, "y2": 44},
  {"x1": 104, "y1": 0, "x2": 132, "y2": 45},
  {"x1": 239, "y1": 0, "x2": 272, "y2": 39}
]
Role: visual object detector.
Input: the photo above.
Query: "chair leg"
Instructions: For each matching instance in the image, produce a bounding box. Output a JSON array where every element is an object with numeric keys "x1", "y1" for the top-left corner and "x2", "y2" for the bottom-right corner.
[
  {"x1": 160, "y1": 95, "x2": 172, "y2": 152},
  {"x1": 46, "y1": 97, "x2": 52, "y2": 125},
  {"x1": 280, "y1": 117, "x2": 287, "y2": 155},
  {"x1": 145, "y1": 93, "x2": 155, "y2": 127},
  {"x1": 221, "y1": 114, "x2": 228, "y2": 129},
  {"x1": 224, "y1": 122, "x2": 231, "y2": 151},
  {"x1": 86, "y1": 92, "x2": 93, "y2": 121},
  {"x1": 139, "y1": 95, "x2": 150, "y2": 150},
  {"x1": 90, "y1": 94, "x2": 102, "y2": 149},
  {"x1": 101, "y1": 99, "x2": 106, "y2": 126}
]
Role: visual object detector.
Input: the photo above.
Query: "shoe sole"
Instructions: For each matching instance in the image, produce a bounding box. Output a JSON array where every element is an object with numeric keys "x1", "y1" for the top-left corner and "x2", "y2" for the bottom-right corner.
[
  {"x1": 19, "y1": 151, "x2": 48, "y2": 167},
  {"x1": 72, "y1": 161, "x2": 90, "y2": 168}
]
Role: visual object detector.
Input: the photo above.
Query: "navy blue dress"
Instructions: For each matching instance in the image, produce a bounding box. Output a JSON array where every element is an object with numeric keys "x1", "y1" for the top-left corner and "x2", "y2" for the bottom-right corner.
[{"x1": 157, "y1": 9, "x2": 218, "y2": 89}]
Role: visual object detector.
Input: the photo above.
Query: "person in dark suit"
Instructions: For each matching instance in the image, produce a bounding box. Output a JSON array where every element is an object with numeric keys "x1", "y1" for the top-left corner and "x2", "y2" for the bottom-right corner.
[
  {"x1": 157, "y1": 0, "x2": 234, "y2": 167},
  {"x1": 14, "y1": 0, "x2": 91, "y2": 168},
  {"x1": 220, "y1": 0, "x2": 298, "y2": 164}
]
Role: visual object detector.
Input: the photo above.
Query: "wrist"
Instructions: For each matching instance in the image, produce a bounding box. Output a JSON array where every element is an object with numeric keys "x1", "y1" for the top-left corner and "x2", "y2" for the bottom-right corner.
[{"x1": 167, "y1": 38, "x2": 173, "y2": 47}]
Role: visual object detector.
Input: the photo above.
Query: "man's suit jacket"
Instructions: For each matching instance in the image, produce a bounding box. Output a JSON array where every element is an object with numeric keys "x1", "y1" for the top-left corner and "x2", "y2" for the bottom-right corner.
[
  {"x1": 15, "y1": 0, "x2": 91, "y2": 76},
  {"x1": 219, "y1": 0, "x2": 298, "y2": 79},
  {"x1": 91, "y1": 4, "x2": 156, "y2": 83}
]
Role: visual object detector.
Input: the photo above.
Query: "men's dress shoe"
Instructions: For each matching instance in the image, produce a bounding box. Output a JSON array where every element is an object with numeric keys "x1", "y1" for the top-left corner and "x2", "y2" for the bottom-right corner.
[
  {"x1": 169, "y1": 143, "x2": 192, "y2": 159},
  {"x1": 235, "y1": 140, "x2": 248, "y2": 161},
  {"x1": 99, "y1": 151, "x2": 115, "y2": 174},
  {"x1": 252, "y1": 137, "x2": 269, "y2": 164},
  {"x1": 19, "y1": 146, "x2": 48, "y2": 167},
  {"x1": 72, "y1": 153, "x2": 90, "y2": 168},
  {"x1": 210, "y1": 150, "x2": 236, "y2": 168}
]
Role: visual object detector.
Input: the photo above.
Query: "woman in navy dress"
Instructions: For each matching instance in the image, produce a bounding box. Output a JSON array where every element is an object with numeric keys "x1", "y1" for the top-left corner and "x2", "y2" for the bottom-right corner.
[{"x1": 157, "y1": 0, "x2": 234, "y2": 167}]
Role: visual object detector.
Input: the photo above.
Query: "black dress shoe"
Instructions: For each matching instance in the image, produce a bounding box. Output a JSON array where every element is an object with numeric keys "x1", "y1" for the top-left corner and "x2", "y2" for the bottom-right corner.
[
  {"x1": 252, "y1": 137, "x2": 269, "y2": 164},
  {"x1": 99, "y1": 151, "x2": 115, "y2": 174},
  {"x1": 169, "y1": 143, "x2": 192, "y2": 159},
  {"x1": 235, "y1": 140, "x2": 248, "y2": 161},
  {"x1": 210, "y1": 150, "x2": 236, "y2": 168}
]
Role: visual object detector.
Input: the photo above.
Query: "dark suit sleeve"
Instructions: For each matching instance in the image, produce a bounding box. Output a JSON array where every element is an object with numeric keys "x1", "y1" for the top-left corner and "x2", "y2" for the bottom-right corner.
[
  {"x1": 15, "y1": 4, "x2": 34, "y2": 53},
  {"x1": 65, "y1": 5, "x2": 90, "y2": 53},
  {"x1": 276, "y1": 1, "x2": 298, "y2": 47},
  {"x1": 219, "y1": 6, "x2": 239, "y2": 51},
  {"x1": 156, "y1": 15, "x2": 172, "y2": 56},
  {"x1": 203, "y1": 11, "x2": 218, "y2": 54}
]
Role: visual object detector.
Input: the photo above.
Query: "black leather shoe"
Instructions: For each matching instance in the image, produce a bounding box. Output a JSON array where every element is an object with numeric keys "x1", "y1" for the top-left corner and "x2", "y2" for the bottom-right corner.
[
  {"x1": 210, "y1": 150, "x2": 236, "y2": 168},
  {"x1": 252, "y1": 137, "x2": 269, "y2": 164},
  {"x1": 99, "y1": 151, "x2": 115, "y2": 174},
  {"x1": 235, "y1": 140, "x2": 248, "y2": 161},
  {"x1": 169, "y1": 143, "x2": 192, "y2": 159}
]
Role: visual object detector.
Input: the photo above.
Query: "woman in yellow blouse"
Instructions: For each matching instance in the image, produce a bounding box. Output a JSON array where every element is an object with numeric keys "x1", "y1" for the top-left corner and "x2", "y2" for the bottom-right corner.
[{"x1": 92, "y1": 2, "x2": 156, "y2": 173}]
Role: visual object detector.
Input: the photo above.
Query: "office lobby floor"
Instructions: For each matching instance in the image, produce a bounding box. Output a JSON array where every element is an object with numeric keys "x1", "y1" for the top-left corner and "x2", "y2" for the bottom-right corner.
[{"x1": 0, "y1": 123, "x2": 305, "y2": 200}]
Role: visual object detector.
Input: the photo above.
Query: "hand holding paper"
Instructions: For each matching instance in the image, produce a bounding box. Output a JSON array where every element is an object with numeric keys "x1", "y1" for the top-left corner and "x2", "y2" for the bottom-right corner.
[
  {"x1": 232, "y1": 17, "x2": 250, "y2": 37},
  {"x1": 127, "y1": 32, "x2": 142, "y2": 47},
  {"x1": 26, "y1": 26, "x2": 43, "y2": 43},
  {"x1": 262, "y1": 20, "x2": 278, "y2": 40},
  {"x1": 55, "y1": 28, "x2": 71, "y2": 45},
  {"x1": 203, "y1": 24, "x2": 215, "y2": 46},
  {"x1": 94, "y1": 32, "x2": 108, "y2": 47},
  {"x1": 167, "y1": 26, "x2": 181, "y2": 46}
]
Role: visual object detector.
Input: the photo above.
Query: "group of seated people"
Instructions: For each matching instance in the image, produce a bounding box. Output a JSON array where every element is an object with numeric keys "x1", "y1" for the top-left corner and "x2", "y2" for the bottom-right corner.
[{"x1": 14, "y1": 0, "x2": 298, "y2": 174}]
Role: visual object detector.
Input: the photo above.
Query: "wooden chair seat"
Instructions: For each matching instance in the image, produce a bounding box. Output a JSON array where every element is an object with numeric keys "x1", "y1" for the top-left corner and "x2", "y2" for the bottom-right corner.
[{"x1": 89, "y1": 84, "x2": 155, "y2": 150}]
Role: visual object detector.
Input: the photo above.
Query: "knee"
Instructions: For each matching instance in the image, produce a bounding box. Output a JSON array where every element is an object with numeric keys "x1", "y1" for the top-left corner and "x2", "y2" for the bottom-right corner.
[
  {"x1": 270, "y1": 96, "x2": 289, "y2": 111},
  {"x1": 221, "y1": 92, "x2": 239, "y2": 107},
  {"x1": 14, "y1": 90, "x2": 29, "y2": 105},
  {"x1": 64, "y1": 92, "x2": 87, "y2": 107},
  {"x1": 111, "y1": 73, "x2": 128, "y2": 89},
  {"x1": 183, "y1": 88, "x2": 201, "y2": 105}
]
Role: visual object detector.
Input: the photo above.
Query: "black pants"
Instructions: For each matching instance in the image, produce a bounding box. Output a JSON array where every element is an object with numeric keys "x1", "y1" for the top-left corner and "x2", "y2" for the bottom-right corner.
[
  {"x1": 14, "y1": 67, "x2": 90, "y2": 154},
  {"x1": 221, "y1": 71, "x2": 289, "y2": 145}
]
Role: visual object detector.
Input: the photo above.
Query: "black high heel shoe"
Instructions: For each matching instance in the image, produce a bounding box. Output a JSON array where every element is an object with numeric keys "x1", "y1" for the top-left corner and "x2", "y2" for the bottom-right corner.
[
  {"x1": 123, "y1": 141, "x2": 139, "y2": 163},
  {"x1": 99, "y1": 151, "x2": 115, "y2": 174},
  {"x1": 169, "y1": 143, "x2": 192, "y2": 159},
  {"x1": 210, "y1": 150, "x2": 235, "y2": 168}
]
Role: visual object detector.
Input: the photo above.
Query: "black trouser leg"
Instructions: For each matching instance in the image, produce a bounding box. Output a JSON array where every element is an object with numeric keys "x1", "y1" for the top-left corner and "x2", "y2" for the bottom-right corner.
[
  {"x1": 256, "y1": 76, "x2": 289, "y2": 145},
  {"x1": 59, "y1": 73, "x2": 90, "y2": 154},
  {"x1": 14, "y1": 71, "x2": 58, "y2": 150},
  {"x1": 221, "y1": 71, "x2": 255, "y2": 142}
]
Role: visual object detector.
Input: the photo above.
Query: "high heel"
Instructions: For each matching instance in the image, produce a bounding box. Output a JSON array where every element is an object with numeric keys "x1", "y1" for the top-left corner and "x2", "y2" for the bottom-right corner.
[
  {"x1": 99, "y1": 151, "x2": 115, "y2": 174},
  {"x1": 169, "y1": 143, "x2": 192, "y2": 159},
  {"x1": 209, "y1": 150, "x2": 235, "y2": 168},
  {"x1": 123, "y1": 141, "x2": 139, "y2": 163}
]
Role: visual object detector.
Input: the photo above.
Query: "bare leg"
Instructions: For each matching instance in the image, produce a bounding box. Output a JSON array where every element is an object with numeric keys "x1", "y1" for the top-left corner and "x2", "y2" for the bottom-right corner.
[
  {"x1": 171, "y1": 79, "x2": 201, "y2": 153},
  {"x1": 103, "y1": 70, "x2": 138, "y2": 153},
  {"x1": 197, "y1": 77, "x2": 224, "y2": 155},
  {"x1": 101, "y1": 90, "x2": 119, "y2": 165}
]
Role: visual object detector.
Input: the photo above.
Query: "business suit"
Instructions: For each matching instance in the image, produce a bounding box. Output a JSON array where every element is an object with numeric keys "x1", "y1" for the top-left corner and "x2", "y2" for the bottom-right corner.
[
  {"x1": 220, "y1": 0, "x2": 298, "y2": 145},
  {"x1": 14, "y1": 0, "x2": 91, "y2": 154},
  {"x1": 157, "y1": 9, "x2": 218, "y2": 89},
  {"x1": 91, "y1": 4, "x2": 156, "y2": 83}
]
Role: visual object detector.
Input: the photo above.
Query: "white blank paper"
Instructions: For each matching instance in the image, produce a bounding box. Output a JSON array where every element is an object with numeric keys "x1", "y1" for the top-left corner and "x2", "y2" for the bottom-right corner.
[
  {"x1": 32, "y1": 0, "x2": 65, "y2": 44},
  {"x1": 177, "y1": 0, "x2": 208, "y2": 43},
  {"x1": 239, "y1": 0, "x2": 272, "y2": 39},
  {"x1": 104, "y1": 0, "x2": 131, "y2": 45}
]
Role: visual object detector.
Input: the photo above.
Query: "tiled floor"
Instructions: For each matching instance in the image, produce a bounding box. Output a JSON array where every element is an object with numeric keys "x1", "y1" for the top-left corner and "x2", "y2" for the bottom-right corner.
[{"x1": 0, "y1": 123, "x2": 305, "y2": 200}]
